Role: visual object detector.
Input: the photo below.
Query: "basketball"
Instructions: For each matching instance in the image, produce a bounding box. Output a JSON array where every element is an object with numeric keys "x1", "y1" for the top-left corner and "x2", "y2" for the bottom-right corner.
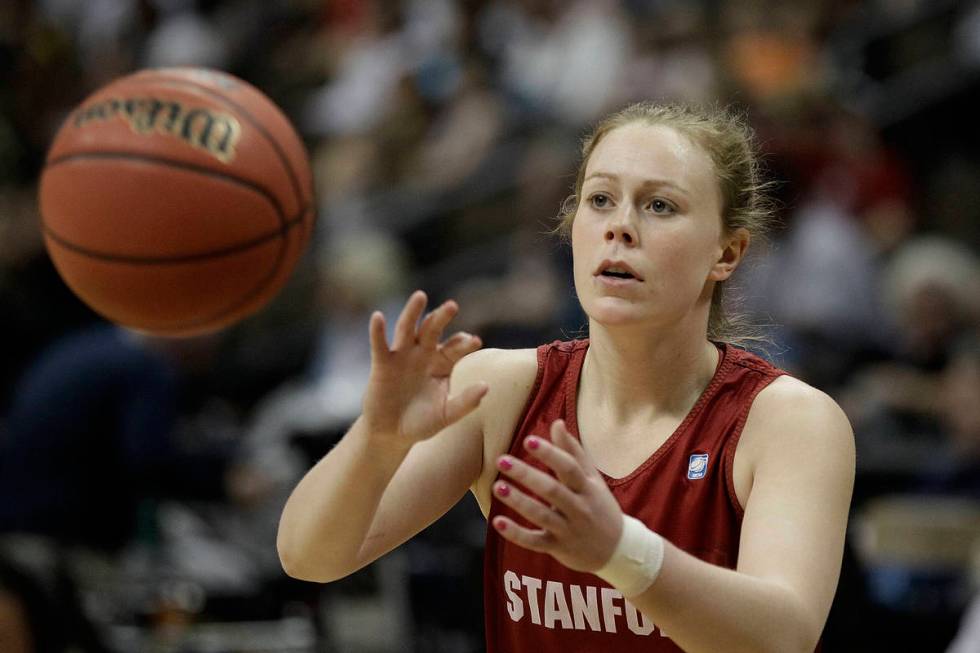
[{"x1": 38, "y1": 67, "x2": 315, "y2": 336}]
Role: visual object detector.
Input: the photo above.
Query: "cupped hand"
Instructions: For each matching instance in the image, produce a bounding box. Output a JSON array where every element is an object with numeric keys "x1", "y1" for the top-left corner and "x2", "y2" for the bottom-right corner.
[
  {"x1": 361, "y1": 290, "x2": 487, "y2": 448},
  {"x1": 491, "y1": 419, "x2": 624, "y2": 573}
]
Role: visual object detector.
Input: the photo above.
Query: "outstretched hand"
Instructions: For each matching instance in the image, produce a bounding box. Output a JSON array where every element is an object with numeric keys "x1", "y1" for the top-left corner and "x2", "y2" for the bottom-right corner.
[
  {"x1": 362, "y1": 290, "x2": 488, "y2": 449},
  {"x1": 491, "y1": 419, "x2": 624, "y2": 573}
]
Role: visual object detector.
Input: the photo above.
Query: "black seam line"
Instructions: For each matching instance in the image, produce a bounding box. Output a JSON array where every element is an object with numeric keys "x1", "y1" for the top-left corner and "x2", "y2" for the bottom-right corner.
[
  {"x1": 127, "y1": 72, "x2": 306, "y2": 212},
  {"x1": 154, "y1": 226, "x2": 290, "y2": 333},
  {"x1": 43, "y1": 214, "x2": 302, "y2": 264},
  {"x1": 44, "y1": 151, "x2": 286, "y2": 223},
  {"x1": 126, "y1": 73, "x2": 318, "y2": 247},
  {"x1": 42, "y1": 209, "x2": 305, "y2": 265}
]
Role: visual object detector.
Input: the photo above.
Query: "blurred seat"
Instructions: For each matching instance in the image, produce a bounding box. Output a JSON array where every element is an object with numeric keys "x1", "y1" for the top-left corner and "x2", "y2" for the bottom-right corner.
[{"x1": 855, "y1": 494, "x2": 980, "y2": 615}]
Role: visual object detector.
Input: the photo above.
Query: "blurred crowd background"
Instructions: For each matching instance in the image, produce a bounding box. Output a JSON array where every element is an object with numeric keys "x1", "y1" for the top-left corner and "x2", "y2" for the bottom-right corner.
[{"x1": 1, "y1": 0, "x2": 980, "y2": 651}]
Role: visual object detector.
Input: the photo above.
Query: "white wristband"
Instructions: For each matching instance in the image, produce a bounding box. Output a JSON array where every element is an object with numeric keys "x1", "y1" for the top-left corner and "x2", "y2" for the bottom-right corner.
[{"x1": 595, "y1": 514, "x2": 665, "y2": 598}]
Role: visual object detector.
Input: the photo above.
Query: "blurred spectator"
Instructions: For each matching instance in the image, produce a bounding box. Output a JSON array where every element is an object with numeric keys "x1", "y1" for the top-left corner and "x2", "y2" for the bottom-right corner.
[
  {"x1": 214, "y1": 231, "x2": 415, "y2": 629},
  {"x1": 0, "y1": 548, "x2": 108, "y2": 652},
  {"x1": 36, "y1": 0, "x2": 147, "y2": 87},
  {"x1": 883, "y1": 236, "x2": 980, "y2": 363},
  {"x1": 450, "y1": 230, "x2": 567, "y2": 348},
  {"x1": 613, "y1": 0, "x2": 719, "y2": 107},
  {"x1": 303, "y1": 2, "x2": 409, "y2": 137},
  {"x1": 408, "y1": 68, "x2": 505, "y2": 192},
  {"x1": 739, "y1": 102, "x2": 921, "y2": 388},
  {"x1": 0, "y1": 186, "x2": 97, "y2": 410},
  {"x1": 918, "y1": 335, "x2": 980, "y2": 497},
  {"x1": 488, "y1": 0, "x2": 632, "y2": 125},
  {"x1": 308, "y1": 229, "x2": 411, "y2": 423},
  {"x1": 141, "y1": 5, "x2": 228, "y2": 70},
  {"x1": 242, "y1": 229, "x2": 411, "y2": 458},
  {"x1": 841, "y1": 237, "x2": 980, "y2": 477},
  {"x1": 0, "y1": 324, "x2": 251, "y2": 552},
  {"x1": 721, "y1": 0, "x2": 825, "y2": 104},
  {"x1": 769, "y1": 197, "x2": 883, "y2": 347},
  {"x1": 925, "y1": 155, "x2": 980, "y2": 249}
]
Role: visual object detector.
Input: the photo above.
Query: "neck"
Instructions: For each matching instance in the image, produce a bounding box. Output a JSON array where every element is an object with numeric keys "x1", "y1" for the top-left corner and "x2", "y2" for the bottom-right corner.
[{"x1": 580, "y1": 317, "x2": 721, "y2": 424}]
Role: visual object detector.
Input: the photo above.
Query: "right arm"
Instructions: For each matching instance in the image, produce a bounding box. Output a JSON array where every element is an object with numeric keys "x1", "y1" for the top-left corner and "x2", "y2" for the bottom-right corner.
[{"x1": 277, "y1": 291, "x2": 491, "y2": 583}]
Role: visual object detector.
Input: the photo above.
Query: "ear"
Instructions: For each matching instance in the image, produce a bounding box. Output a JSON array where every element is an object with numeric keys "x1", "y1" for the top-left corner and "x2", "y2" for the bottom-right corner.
[{"x1": 709, "y1": 227, "x2": 750, "y2": 282}]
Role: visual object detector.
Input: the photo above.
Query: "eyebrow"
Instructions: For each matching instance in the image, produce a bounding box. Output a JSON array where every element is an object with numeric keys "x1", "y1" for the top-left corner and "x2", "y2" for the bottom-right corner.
[{"x1": 583, "y1": 172, "x2": 690, "y2": 198}]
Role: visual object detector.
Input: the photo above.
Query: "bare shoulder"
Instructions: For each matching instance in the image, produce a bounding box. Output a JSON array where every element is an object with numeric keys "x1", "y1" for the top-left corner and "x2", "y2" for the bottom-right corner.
[
  {"x1": 451, "y1": 346, "x2": 539, "y2": 400},
  {"x1": 751, "y1": 375, "x2": 852, "y2": 432},
  {"x1": 457, "y1": 347, "x2": 539, "y2": 440},
  {"x1": 741, "y1": 374, "x2": 855, "y2": 466},
  {"x1": 453, "y1": 347, "x2": 539, "y2": 515}
]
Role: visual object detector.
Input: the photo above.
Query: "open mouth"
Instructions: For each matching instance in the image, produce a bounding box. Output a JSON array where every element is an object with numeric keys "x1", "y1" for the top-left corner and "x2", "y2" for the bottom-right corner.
[
  {"x1": 596, "y1": 261, "x2": 643, "y2": 282},
  {"x1": 601, "y1": 269, "x2": 636, "y2": 280}
]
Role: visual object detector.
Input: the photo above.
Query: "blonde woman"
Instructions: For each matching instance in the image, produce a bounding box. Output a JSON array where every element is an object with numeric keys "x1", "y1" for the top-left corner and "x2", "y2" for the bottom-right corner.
[{"x1": 278, "y1": 103, "x2": 855, "y2": 653}]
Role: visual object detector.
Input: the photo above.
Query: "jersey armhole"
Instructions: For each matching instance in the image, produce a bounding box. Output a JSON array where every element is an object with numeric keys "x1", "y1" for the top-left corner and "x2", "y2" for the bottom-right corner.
[
  {"x1": 722, "y1": 371, "x2": 787, "y2": 519},
  {"x1": 478, "y1": 345, "x2": 548, "y2": 518},
  {"x1": 502, "y1": 343, "x2": 549, "y2": 456}
]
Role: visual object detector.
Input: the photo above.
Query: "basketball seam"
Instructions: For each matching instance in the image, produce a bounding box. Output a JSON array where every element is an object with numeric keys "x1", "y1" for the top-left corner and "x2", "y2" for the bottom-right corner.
[
  {"x1": 42, "y1": 214, "x2": 302, "y2": 264},
  {"x1": 126, "y1": 71, "x2": 307, "y2": 213},
  {"x1": 45, "y1": 150, "x2": 287, "y2": 223},
  {"x1": 132, "y1": 72, "x2": 315, "y2": 252},
  {"x1": 42, "y1": 150, "x2": 303, "y2": 263},
  {"x1": 150, "y1": 234, "x2": 290, "y2": 334},
  {"x1": 125, "y1": 71, "x2": 318, "y2": 324}
]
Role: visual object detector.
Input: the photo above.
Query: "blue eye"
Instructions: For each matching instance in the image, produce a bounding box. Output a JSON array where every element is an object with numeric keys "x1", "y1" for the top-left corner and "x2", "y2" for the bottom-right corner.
[
  {"x1": 589, "y1": 193, "x2": 611, "y2": 209},
  {"x1": 648, "y1": 199, "x2": 675, "y2": 214}
]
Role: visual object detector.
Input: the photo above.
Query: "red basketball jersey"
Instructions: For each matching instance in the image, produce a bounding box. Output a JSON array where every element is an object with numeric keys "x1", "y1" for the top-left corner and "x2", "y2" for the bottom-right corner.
[{"x1": 484, "y1": 339, "x2": 786, "y2": 652}]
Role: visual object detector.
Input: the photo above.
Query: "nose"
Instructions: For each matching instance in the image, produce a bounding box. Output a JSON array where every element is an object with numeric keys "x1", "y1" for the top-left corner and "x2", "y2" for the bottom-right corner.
[{"x1": 605, "y1": 209, "x2": 638, "y2": 246}]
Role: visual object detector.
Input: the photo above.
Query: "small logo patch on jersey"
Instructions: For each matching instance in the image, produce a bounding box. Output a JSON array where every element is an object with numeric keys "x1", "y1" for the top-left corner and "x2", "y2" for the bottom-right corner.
[{"x1": 687, "y1": 453, "x2": 709, "y2": 480}]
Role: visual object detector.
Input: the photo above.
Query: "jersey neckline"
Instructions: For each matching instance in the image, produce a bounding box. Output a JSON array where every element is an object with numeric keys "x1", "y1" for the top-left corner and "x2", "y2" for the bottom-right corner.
[{"x1": 564, "y1": 341, "x2": 737, "y2": 487}]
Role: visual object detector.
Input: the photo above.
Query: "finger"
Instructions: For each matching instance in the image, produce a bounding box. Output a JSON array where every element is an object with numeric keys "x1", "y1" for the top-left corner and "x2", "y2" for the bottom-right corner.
[
  {"x1": 443, "y1": 382, "x2": 489, "y2": 425},
  {"x1": 418, "y1": 300, "x2": 458, "y2": 349},
  {"x1": 392, "y1": 291, "x2": 427, "y2": 350},
  {"x1": 439, "y1": 332, "x2": 482, "y2": 364},
  {"x1": 368, "y1": 311, "x2": 389, "y2": 362},
  {"x1": 491, "y1": 515, "x2": 554, "y2": 553},
  {"x1": 523, "y1": 433, "x2": 588, "y2": 493},
  {"x1": 549, "y1": 419, "x2": 591, "y2": 467},
  {"x1": 496, "y1": 454, "x2": 581, "y2": 515},
  {"x1": 493, "y1": 480, "x2": 568, "y2": 535}
]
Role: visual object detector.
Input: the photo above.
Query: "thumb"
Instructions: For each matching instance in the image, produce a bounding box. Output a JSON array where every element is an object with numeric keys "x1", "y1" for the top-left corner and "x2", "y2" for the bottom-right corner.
[{"x1": 444, "y1": 382, "x2": 489, "y2": 426}]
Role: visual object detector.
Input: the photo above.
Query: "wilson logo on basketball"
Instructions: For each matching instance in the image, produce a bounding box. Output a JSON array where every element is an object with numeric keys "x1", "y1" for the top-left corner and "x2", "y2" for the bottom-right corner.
[{"x1": 72, "y1": 97, "x2": 242, "y2": 163}]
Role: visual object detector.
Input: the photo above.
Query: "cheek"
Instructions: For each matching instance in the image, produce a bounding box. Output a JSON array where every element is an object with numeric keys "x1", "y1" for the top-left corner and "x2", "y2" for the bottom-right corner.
[
  {"x1": 570, "y1": 218, "x2": 594, "y2": 272},
  {"x1": 645, "y1": 229, "x2": 719, "y2": 290},
  {"x1": 571, "y1": 244, "x2": 591, "y2": 298}
]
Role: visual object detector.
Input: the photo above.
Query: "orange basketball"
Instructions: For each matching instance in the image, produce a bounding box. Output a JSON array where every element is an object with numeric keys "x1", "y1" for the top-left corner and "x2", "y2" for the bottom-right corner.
[{"x1": 39, "y1": 67, "x2": 315, "y2": 336}]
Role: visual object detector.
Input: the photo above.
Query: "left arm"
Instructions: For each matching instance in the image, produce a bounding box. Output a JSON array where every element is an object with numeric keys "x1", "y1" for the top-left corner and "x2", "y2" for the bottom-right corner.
[{"x1": 492, "y1": 379, "x2": 855, "y2": 653}]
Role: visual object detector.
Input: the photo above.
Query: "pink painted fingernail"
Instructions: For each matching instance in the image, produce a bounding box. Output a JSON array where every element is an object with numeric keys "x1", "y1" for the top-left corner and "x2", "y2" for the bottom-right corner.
[
  {"x1": 495, "y1": 483, "x2": 510, "y2": 497},
  {"x1": 497, "y1": 457, "x2": 513, "y2": 471},
  {"x1": 494, "y1": 518, "x2": 507, "y2": 531},
  {"x1": 526, "y1": 437, "x2": 540, "y2": 450}
]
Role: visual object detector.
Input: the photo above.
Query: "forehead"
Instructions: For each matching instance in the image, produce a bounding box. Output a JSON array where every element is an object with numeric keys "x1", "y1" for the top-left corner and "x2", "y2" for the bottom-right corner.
[{"x1": 585, "y1": 122, "x2": 720, "y2": 208}]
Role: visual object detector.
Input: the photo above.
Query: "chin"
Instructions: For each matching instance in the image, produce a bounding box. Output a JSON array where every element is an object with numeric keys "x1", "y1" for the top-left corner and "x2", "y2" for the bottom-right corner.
[{"x1": 581, "y1": 296, "x2": 651, "y2": 327}]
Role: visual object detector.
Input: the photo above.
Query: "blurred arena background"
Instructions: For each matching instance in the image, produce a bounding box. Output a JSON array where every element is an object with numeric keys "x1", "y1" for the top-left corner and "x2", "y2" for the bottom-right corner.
[{"x1": 1, "y1": 0, "x2": 979, "y2": 651}]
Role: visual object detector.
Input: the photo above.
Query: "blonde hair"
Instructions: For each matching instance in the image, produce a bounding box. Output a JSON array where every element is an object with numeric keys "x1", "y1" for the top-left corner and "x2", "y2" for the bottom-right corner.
[{"x1": 557, "y1": 102, "x2": 777, "y2": 345}]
